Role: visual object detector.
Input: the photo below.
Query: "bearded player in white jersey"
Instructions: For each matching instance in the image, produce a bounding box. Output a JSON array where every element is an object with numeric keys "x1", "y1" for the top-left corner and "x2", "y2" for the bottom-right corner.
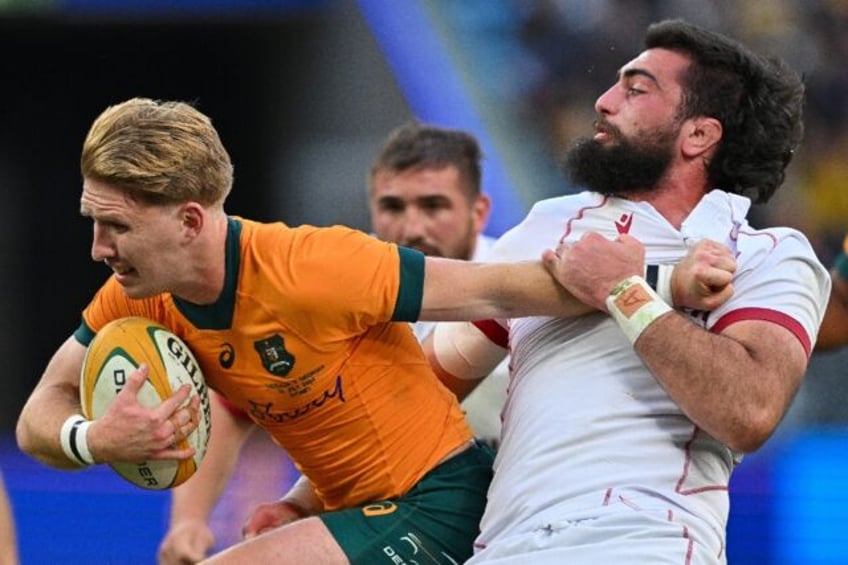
[{"x1": 426, "y1": 19, "x2": 830, "y2": 564}]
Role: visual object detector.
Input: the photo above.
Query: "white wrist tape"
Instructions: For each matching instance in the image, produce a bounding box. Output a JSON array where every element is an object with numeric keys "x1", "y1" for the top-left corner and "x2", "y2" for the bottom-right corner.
[
  {"x1": 60, "y1": 414, "x2": 95, "y2": 466},
  {"x1": 606, "y1": 276, "x2": 673, "y2": 345},
  {"x1": 644, "y1": 264, "x2": 674, "y2": 305},
  {"x1": 432, "y1": 321, "x2": 507, "y2": 380}
]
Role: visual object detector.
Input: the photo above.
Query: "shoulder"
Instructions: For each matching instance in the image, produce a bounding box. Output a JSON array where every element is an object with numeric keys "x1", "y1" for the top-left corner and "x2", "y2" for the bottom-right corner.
[
  {"x1": 736, "y1": 225, "x2": 823, "y2": 270},
  {"x1": 490, "y1": 192, "x2": 601, "y2": 261},
  {"x1": 526, "y1": 191, "x2": 603, "y2": 219},
  {"x1": 243, "y1": 220, "x2": 384, "y2": 256},
  {"x1": 732, "y1": 225, "x2": 830, "y2": 306}
]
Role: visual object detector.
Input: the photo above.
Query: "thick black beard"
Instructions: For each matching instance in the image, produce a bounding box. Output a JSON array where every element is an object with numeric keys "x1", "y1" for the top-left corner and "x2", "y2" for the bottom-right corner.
[{"x1": 563, "y1": 136, "x2": 674, "y2": 196}]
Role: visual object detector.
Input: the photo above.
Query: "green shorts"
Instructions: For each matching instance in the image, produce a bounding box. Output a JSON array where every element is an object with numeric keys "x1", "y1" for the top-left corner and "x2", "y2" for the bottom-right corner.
[{"x1": 320, "y1": 440, "x2": 494, "y2": 564}]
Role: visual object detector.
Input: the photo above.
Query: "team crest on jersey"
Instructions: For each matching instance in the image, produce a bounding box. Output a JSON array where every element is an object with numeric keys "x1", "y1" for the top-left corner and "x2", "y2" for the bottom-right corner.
[{"x1": 254, "y1": 335, "x2": 296, "y2": 376}]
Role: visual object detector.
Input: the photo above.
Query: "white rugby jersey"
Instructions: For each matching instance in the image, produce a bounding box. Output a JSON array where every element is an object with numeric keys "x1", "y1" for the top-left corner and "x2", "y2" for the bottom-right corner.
[{"x1": 472, "y1": 190, "x2": 830, "y2": 557}]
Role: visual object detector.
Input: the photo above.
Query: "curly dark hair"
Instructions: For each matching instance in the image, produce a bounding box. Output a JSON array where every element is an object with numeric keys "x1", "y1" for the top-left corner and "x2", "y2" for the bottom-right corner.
[{"x1": 645, "y1": 19, "x2": 804, "y2": 203}]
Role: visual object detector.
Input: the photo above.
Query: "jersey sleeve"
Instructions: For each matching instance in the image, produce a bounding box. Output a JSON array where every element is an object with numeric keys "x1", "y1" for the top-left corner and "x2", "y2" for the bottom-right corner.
[
  {"x1": 74, "y1": 276, "x2": 166, "y2": 346},
  {"x1": 708, "y1": 228, "x2": 831, "y2": 356},
  {"x1": 277, "y1": 226, "x2": 425, "y2": 334}
]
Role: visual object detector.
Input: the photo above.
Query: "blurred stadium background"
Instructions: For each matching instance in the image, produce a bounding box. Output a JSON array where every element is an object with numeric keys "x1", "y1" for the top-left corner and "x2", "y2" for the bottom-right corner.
[{"x1": 1, "y1": 0, "x2": 847, "y2": 562}]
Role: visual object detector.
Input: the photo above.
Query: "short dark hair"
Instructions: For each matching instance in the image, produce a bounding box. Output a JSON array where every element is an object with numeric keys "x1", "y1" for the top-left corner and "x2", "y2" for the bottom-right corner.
[
  {"x1": 370, "y1": 121, "x2": 483, "y2": 200},
  {"x1": 645, "y1": 19, "x2": 804, "y2": 203}
]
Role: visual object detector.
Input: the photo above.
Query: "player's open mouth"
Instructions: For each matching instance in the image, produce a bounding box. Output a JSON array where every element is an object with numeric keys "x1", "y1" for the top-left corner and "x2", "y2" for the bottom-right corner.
[{"x1": 113, "y1": 267, "x2": 137, "y2": 282}]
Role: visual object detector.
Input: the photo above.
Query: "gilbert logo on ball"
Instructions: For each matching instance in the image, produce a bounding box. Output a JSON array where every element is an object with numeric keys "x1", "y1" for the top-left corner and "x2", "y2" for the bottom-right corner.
[{"x1": 80, "y1": 317, "x2": 211, "y2": 490}]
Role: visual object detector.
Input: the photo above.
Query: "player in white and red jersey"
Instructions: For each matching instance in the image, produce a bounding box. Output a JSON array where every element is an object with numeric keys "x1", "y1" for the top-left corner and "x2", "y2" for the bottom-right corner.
[{"x1": 426, "y1": 19, "x2": 830, "y2": 564}]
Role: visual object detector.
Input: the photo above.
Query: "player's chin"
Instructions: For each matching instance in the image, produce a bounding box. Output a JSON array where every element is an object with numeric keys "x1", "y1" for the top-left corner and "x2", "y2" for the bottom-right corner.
[{"x1": 118, "y1": 279, "x2": 161, "y2": 300}]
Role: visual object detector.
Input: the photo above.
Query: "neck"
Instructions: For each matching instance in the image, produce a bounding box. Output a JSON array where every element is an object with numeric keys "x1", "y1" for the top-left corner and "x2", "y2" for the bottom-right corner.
[
  {"x1": 623, "y1": 171, "x2": 710, "y2": 229},
  {"x1": 174, "y1": 213, "x2": 229, "y2": 305}
]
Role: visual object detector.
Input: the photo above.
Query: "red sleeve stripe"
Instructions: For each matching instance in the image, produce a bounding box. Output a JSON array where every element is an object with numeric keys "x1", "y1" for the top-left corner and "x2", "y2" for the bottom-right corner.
[
  {"x1": 472, "y1": 319, "x2": 509, "y2": 348},
  {"x1": 711, "y1": 307, "x2": 812, "y2": 357}
]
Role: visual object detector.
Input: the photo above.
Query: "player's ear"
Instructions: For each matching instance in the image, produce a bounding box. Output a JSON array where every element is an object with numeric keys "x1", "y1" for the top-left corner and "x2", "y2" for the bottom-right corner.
[
  {"x1": 472, "y1": 193, "x2": 491, "y2": 234},
  {"x1": 681, "y1": 116, "x2": 722, "y2": 159},
  {"x1": 179, "y1": 202, "x2": 204, "y2": 239}
]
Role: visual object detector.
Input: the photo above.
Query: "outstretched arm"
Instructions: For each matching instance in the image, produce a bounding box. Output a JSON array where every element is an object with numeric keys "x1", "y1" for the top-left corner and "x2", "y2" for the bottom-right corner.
[
  {"x1": 426, "y1": 236, "x2": 736, "y2": 398},
  {"x1": 419, "y1": 257, "x2": 605, "y2": 323}
]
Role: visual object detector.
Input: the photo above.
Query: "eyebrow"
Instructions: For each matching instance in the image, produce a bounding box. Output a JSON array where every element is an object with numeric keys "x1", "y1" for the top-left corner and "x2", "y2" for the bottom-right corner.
[{"x1": 620, "y1": 67, "x2": 661, "y2": 88}]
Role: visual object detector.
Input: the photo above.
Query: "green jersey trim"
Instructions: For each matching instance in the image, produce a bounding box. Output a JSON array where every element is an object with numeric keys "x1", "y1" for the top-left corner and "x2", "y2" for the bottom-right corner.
[
  {"x1": 392, "y1": 246, "x2": 424, "y2": 322},
  {"x1": 173, "y1": 217, "x2": 241, "y2": 329},
  {"x1": 74, "y1": 321, "x2": 96, "y2": 346}
]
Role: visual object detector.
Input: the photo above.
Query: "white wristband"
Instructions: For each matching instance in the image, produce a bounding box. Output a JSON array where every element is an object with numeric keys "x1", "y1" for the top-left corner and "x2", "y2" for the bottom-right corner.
[
  {"x1": 644, "y1": 264, "x2": 674, "y2": 305},
  {"x1": 60, "y1": 414, "x2": 95, "y2": 466},
  {"x1": 606, "y1": 276, "x2": 673, "y2": 345}
]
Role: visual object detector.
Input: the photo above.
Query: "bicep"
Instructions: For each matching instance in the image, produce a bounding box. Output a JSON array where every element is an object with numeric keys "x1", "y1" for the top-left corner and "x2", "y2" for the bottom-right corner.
[
  {"x1": 36, "y1": 335, "x2": 88, "y2": 396},
  {"x1": 721, "y1": 319, "x2": 808, "y2": 395}
]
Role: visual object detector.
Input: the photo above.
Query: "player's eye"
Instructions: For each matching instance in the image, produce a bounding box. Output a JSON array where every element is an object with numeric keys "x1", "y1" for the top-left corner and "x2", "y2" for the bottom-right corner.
[{"x1": 378, "y1": 199, "x2": 404, "y2": 213}]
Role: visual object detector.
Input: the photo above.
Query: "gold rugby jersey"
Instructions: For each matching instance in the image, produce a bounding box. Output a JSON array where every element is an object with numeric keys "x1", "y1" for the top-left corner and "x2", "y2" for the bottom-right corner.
[{"x1": 75, "y1": 217, "x2": 473, "y2": 510}]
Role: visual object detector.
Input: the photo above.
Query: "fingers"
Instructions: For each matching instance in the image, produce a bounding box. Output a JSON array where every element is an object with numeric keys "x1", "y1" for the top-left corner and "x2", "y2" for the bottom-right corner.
[
  {"x1": 707, "y1": 267, "x2": 734, "y2": 290},
  {"x1": 700, "y1": 283, "x2": 734, "y2": 311},
  {"x1": 542, "y1": 242, "x2": 572, "y2": 273},
  {"x1": 165, "y1": 396, "x2": 201, "y2": 446},
  {"x1": 616, "y1": 233, "x2": 641, "y2": 249},
  {"x1": 151, "y1": 444, "x2": 197, "y2": 462},
  {"x1": 157, "y1": 384, "x2": 195, "y2": 435},
  {"x1": 541, "y1": 248, "x2": 558, "y2": 267},
  {"x1": 159, "y1": 383, "x2": 193, "y2": 416},
  {"x1": 692, "y1": 239, "x2": 737, "y2": 273},
  {"x1": 122, "y1": 363, "x2": 150, "y2": 395}
]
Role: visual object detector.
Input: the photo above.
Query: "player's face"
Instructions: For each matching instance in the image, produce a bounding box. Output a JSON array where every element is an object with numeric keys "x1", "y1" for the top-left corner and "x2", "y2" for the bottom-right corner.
[
  {"x1": 563, "y1": 48, "x2": 688, "y2": 195},
  {"x1": 80, "y1": 177, "x2": 189, "y2": 299},
  {"x1": 370, "y1": 166, "x2": 490, "y2": 260},
  {"x1": 593, "y1": 48, "x2": 688, "y2": 146}
]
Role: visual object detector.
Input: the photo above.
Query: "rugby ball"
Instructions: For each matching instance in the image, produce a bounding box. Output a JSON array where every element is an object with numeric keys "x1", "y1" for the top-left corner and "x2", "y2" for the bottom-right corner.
[{"x1": 80, "y1": 317, "x2": 211, "y2": 490}]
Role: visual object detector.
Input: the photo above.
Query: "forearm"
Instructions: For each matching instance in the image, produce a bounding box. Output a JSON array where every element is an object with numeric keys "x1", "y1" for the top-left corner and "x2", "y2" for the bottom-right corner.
[
  {"x1": 634, "y1": 315, "x2": 804, "y2": 453},
  {"x1": 169, "y1": 475, "x2": 231, "y2": 526},
  {"x1": 17, "y1": 382, "x2": 88, "y2": 469},
  {"x1": 420, "y1": 258, "x2": 593, "y2": 322},
  {"x1": 17, "y1": 336, "x2": 91, "y2": 468},
  {"x1": 170, "y1": 398, "x2": 254, "y2": 524}
]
